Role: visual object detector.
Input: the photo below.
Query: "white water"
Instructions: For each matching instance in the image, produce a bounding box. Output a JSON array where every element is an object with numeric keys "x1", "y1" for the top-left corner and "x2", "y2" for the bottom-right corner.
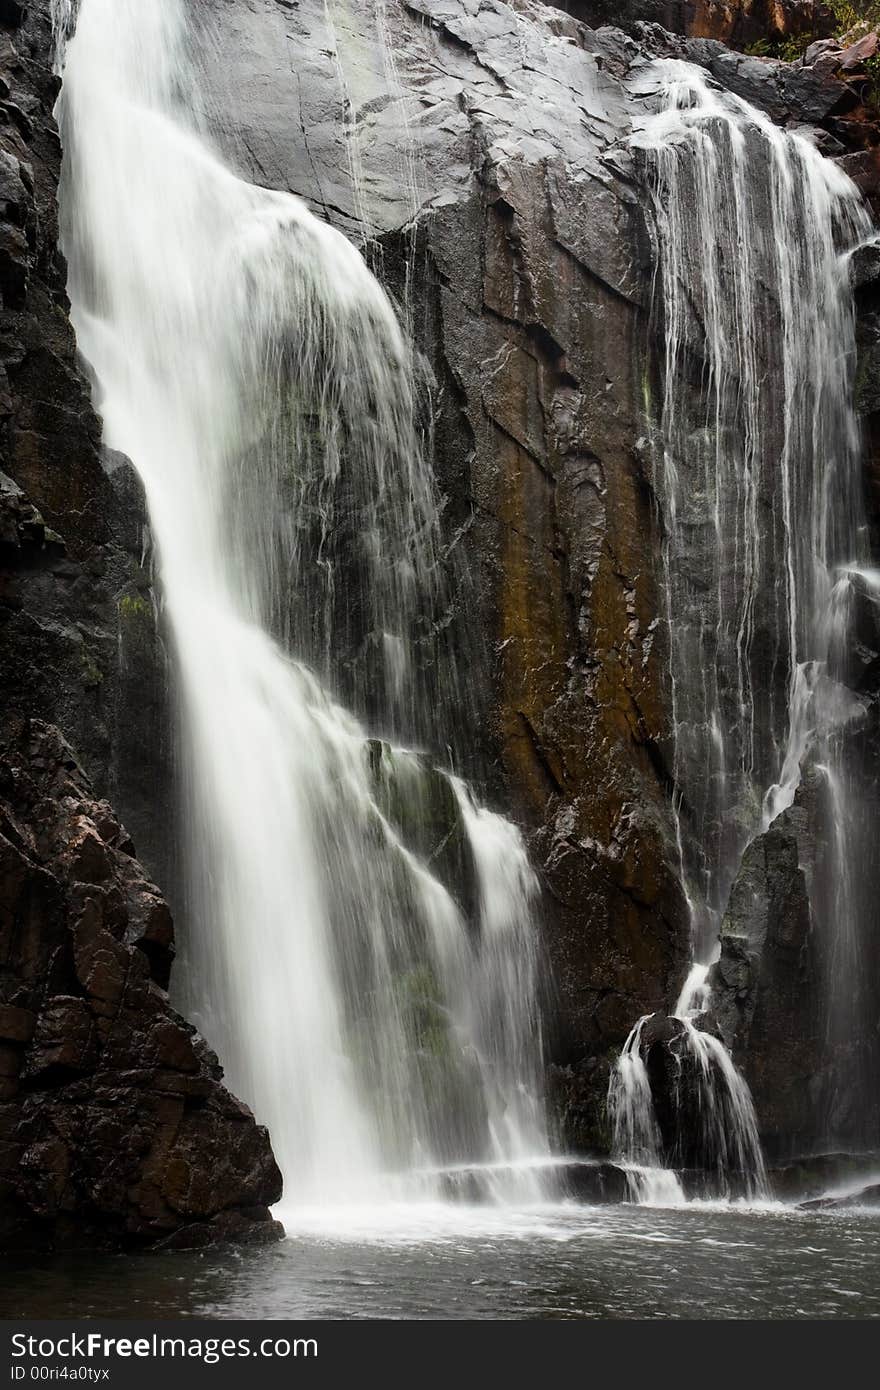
[
  {"x1": 607, "y1": 1017, "x2": 687, "y2": 1205},
  {"x1": 607, "y1": 985, "x2": 765, "y2": 1203},
  {"x1": 608, "y1": 1018, "x2": 665, "y2": 1169},
  {"x1": 55, "y1": 0, "x2": 549, "y2": 1208},
  {"x1": 633, "y1": 60, "x2": 871, "y2": 961},
  {"x1": 608, "y1": 60, "x2": 874, "y2": 1192}
]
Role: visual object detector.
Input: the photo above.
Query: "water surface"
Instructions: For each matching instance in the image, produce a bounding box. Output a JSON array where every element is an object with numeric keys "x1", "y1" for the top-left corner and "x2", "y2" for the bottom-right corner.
[{"x1": 3, "y1": 1203, "x2": 878, "y2": 1320}]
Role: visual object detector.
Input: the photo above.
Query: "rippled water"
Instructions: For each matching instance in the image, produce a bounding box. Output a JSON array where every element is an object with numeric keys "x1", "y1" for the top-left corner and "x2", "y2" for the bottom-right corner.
[{"x1": 3, "y1": 1204, "x2": 878, "y2": 1320}]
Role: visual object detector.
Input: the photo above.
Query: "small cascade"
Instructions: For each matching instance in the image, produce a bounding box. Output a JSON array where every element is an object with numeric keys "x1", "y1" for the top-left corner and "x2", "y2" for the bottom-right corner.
[
  {"x1": 55, "y1": 0, "x2": 550, "y2": 1208},
  {"x1": 673, "y1": 972, "x2": 768, "y2": 1198},
  {"x1": 449, "y1": 778, "x2": 551, "y2": 1198},
  {"x1": 608, "y1": 58, "x2": 875, "y2": 1190},
  {"x1": 625, "y1": 1167, "x2": 687, "y2": 1207},
  {"x1": 608, "y1": 1017, "x2": 687, "y2": 1205},
  {"x1": 608, "y1": 1017, "x2": 664, "y2": 1169},
  {"x1": 608, "y1": 976, "x2": 766, "y2": 1203}
]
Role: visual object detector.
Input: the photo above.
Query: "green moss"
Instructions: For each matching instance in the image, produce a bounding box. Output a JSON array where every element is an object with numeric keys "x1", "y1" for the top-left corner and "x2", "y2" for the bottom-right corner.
[
  {"x1": 118, "y1": 593, "x2": 152, "y2": 623},
  {"x1": 80, "y1": 646, "x2": 103, "y2": 688},
  {"x1": 827, "y1": 0, "x2": 880, "y2": 36},
  {"x1": 398, "y1": 965, "x2": 451, "y2": 1055}
]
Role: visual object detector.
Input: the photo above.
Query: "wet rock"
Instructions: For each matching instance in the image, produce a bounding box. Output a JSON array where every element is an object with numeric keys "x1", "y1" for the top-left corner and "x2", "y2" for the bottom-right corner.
[
  {"x1": 548, "y1": 1054, "x2": 615, "y2": 1152},
  {"x1": 770, "y1": 1149, "x2": 880, "y2": 1200},
  {"x1": 708, "y1": 796, "x2": 822, "y2": 1156},
  {"x1": 198, "y1": 0, "x2": 880, "y2": 1159},
  {"x1": 0, "y1": 718, "x2": 282, "y2": 1250},
  {"x1": 711, "y1": 759, "x2": 880, "y2": 1157},
  {"x1": 850, "y1": 235, "x2": 880, "y2": 290},
  {"x1": 559, "y1": 1158, "x2": 631, "y2": 1202},
  {"x1": 0, "y1": 3, "x2": 174, "y2": 891},
  {"x1": 366, "y1": 739, "x2": 479, "y2": 923},
  {"x1": 800, "y1": 1181, "x2": 880, "y2": 1209}
]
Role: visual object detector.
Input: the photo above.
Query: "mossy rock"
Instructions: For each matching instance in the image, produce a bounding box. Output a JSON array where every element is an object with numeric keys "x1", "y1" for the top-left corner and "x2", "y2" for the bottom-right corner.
[{"x1": 365, "y1": 739, "x2": 479, "y2": 925}]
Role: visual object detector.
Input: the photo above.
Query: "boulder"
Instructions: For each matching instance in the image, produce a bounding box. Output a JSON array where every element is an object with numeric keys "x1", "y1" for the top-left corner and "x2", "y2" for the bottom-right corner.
[{"x1": 0, "y1": 717, "x2": 283, "y2": 1250}]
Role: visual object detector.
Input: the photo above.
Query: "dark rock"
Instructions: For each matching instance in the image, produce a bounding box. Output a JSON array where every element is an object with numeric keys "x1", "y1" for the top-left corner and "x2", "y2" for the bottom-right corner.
[
  {"x1": 0, "y1": 718, "x2": 282, "y2": 1251},
  {"x1": 366, "y1": 739, "x2": 479, "y2": 923},
  {"x1": 0, "y1": 4, "x2": 25, "y2": 28},
  {"x1": 548, "y1": 1054, "x2": 615, "y2": 1152},
  {"x1": 770, "y1": 1149, "x2": 880, "y2": 1200},
  {"x1": 558, "y1": 1158, "x2": 630, "y2": 1202},
  {"x1": 850, "y1": 235, "x2": 880, "y2": 290},
  {"x1": 196, "y1": 0, "x2": 880, "y2": 1159},
  {"x1": 553, "y1": 1, "x2": 834, "y2": 51},
  {"x1": 711, "y1": 759, "x2": 880, "y2": 1157},
  {"x1": 0, "y1": 3, "x2": 174, "y2": 891},
  {"x1": 800, "y1": 1181, "x2": 880, "y2": 1209}
]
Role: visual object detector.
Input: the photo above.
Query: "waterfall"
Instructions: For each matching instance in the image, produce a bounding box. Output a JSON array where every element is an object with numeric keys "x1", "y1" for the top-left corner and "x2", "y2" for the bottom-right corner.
[
  {"x1": 607, "y1": 1017, "x2": 685, "y2": 1204},
  {"x1": 608, "y1": 1018, "x2": 664, "y2": 1170},
  {"x1": 55, "y1": 0, "x2": 549, "y2": 1207},
  {"x1": 607, "y1": 1001, "x2": 765, "y2": 1202},
  {"x1": 608, "y1": 59, "x2": 871, "y2": 1192},
  {"x1": 634, "y1": 59, "x2": 871, "y2": 963}
]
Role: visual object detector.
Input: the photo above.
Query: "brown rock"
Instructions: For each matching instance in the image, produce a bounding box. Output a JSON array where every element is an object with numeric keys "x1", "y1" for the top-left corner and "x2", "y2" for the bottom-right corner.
[
  {"x1": 0, "y1": 1004, "x2": 34, "y2": 1042},
  {"x1": 839, "y1": 31, "x2": 879, "y2": 71},
  {"x1": 0, "y1": 719, "x2": 282, "y2": 1251},
  {"x1": 23, "y1": 996, "x2": 96, "y2": 1078}
]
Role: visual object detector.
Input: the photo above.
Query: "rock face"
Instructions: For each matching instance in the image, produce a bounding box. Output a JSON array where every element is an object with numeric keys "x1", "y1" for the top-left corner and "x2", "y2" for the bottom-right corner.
[
  {"x1": 0, "y1": 4, "x2": 171, "y2": 877},
  {"x1": 0, "y1": 718, "x2": 282, "y2": 1249},
  {"x1": 200, "y1": 0, "x2": 880, "y2": 1156},
  {"x1": 0, "y1": 3, "x2": 282, "y2": 1248},
  {"x1": 202, "y1": 0, "x2": 695, "y2": 1154},
  {"x1": 3, "y1": 0, "x2": 879, "y2": 1201},
  {"x1": 554, "y1": 0, "x2": 833, "y2": 50},
  {"x1": 709, "y1": 799, "x2": 824, "y2": 1154},
  {"x1": 711, "y1": 743, "x2": 880, "y2": 1158},
  {"x1": 707, "y1": 242, "x2": 880, "y2": 1159}
]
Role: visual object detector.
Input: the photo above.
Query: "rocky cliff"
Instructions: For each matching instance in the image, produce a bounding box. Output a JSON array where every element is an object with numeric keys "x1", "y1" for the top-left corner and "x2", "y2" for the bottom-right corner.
[
  {"x1": 0, "y1": 2, "x2": 281, "y2": 1248},
  {"x1": 2, "y1": 0, "x2": 879, "y2": 1238},
  {"x1": 200, "y1": 0, "x2": 880, "y2": 1155}
]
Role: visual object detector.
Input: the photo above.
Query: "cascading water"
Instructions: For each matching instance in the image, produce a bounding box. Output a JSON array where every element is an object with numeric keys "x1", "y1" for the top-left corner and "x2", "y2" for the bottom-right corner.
[
  {"x1": 606, "y1": 1017, "x2": 685, "y2": 1204},
  {"x1": 608, "y1": 1002, "x2": 765, "y2": 1203},
  {"x1": 54, "y1": 0, "x2": 549, "y2": 1208},
  {"x1": 636, "y1": 60, "x2": 871, "y2": 961},
  {"x1": 609, "y1": 60, "x2": 872, "y2": 1193}
]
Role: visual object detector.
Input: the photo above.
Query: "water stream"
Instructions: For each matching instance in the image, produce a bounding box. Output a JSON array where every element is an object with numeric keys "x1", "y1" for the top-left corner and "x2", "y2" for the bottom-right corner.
[
  {"x1": 54, "y1": 0, "x2": 549, "y2": 1211},
  {"x1": 50, "y1": 0, "x2": 878, "y2": 1238},
  {"x1": 609, "y1": 60, "x2": 873, "y2": 1191}
]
